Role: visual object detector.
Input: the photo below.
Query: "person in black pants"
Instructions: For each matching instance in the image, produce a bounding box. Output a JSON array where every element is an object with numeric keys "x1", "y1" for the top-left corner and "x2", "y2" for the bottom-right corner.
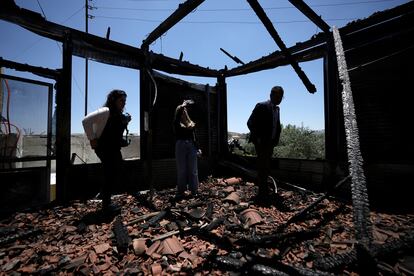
[
  {"x1": 90, "y1": 89, "x2": 131, "y2": 212},
  {"x1": 173, "y1": 99, "x2": 201, "y2": 199},
  {"x1": 247, "y1": 86, "x2": 284, "y2": 202}
]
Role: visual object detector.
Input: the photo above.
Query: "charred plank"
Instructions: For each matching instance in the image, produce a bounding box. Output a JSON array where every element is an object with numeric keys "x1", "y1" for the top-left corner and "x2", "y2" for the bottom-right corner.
[{"x1": 112, "y1": 216, "x2": 130, "y2": 254}]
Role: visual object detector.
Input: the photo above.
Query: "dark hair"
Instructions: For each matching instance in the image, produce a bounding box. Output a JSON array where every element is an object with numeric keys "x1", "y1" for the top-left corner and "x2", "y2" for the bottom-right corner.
[
  {"x1": 271, "y1": 86, "x2": 284, "y2": 95},
  {"x1": 104, "y1": 89, "x2": 127, "y2": 111}
]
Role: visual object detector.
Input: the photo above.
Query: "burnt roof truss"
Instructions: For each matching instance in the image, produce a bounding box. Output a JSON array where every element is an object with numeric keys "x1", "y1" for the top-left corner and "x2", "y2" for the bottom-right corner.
[
  {"x1": 141, "y1": 0, "x2": 205, "y2": 50},
  {"x1": 247, "y1": 0, "x2": 317, "y2": 93}
]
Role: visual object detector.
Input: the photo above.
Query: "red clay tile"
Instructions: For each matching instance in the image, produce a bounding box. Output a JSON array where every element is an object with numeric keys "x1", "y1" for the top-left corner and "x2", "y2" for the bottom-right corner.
[
  {"x1": 133, "y1": 238, "x2": 148, "y2": 255},
  {"x1": 162, "y1": 236, "x2": 184, "y2": 255},
  {"x1": 93, "y1": 243, "x2": 111, "y2": 254},
  {"x1": 241, "y1": 209, "x2": 263, "y2": 227},
  {"x1": 151, "y1": 263, "x2": 162, "y2": 275},
  {"x1": 146, "y1": 240, "x2": 161, "y2": 256},
  {"x1": 224, "y1": 177, "x2": 242, "y2": 185},
  {"x1": 224, "y1": 192, "x2": 240, "y2": 204}
]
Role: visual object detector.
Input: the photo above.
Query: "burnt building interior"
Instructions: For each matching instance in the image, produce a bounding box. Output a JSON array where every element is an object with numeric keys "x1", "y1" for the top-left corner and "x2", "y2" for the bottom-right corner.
[{"x1": 1, "y1": 0, "x2": 414, "y2": 275}]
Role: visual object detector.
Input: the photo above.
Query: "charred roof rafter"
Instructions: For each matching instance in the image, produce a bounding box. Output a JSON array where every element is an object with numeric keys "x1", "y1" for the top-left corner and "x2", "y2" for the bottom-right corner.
[
  {"x1": 141, "y1": 0, "x2": 205, "y2": 50},
  {"x1": 1, "y1": 0, "x2": 413, "y2": 80},
  {"x1": 288, "y1": 0, "x2": 330, "y2": 34},
  {"x1": 246, "y1": 0, "x2": 317, "y2": 93}
]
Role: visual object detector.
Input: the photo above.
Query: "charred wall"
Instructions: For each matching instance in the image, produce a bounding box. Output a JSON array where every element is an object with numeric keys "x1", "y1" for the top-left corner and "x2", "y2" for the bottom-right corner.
[
  {"x1": 151, "y1": 72, "x2": 219, "y2": 159},
  {"x1": 341, "y1": 10, "x2": 414, "y2": 209},
  {"x1": 67, "y1": 73, "x2": 219, "y2": 200}
]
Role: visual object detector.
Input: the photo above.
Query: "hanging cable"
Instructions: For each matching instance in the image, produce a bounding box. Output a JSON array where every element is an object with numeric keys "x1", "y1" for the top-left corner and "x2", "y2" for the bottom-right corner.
[
  {"x1": 94, "y1": 15, "x2": 358, "y2": 24},
  {"x1": 97, "y1": 0, "x2": 400, "y2": 12},
  {"x1": 4, "y1": 79, "x2": 11, "y2": 134},
  {"x1": 146, "y1": 69, "x2": 158, "y2": 111},
  {"x1": 7, "y1": 123, "x2": 21, "y2": 158}
]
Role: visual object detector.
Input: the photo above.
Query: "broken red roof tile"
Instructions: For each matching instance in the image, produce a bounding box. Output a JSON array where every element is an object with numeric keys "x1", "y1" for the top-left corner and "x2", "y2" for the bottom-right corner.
[
  {"x1": 224, "y1": 177, "x2": 242, "y2": 185},
  {"x1": 93, "y1": 243, "x2": 111, "y2": 254},
  {"x1": 223, "y1": 186, "x2": 235, "y2": 193},
  {"x1": 161, "y1": 236, "x2": 184, "y2": 255},
  {"x1": 97, "y1": 262, "x2": 111, "y2": 272},
  {"x1": 151, "y1": 263, "x2": 162, "y2": 275},
  {"x1": 133, "y1": 238, "x2": 148, "y2": 255},
  {"x1": 178, "y1": 251, "x2": 197, "y2": 262},
  {"x1": 223, "y1": 192, "x2": 240, "y2": 205},
  {"x1": 88, "y1": 250, "x2": 98, "y2": 264},
  {"x1": 146, "y1": 240, "x2": 161, "y2": 256},
  {"x1": 17, "y1": 264, "x2": 37, "y2": 274},
  {"x1": 1, "y1": 176, "x2": 413, "y2": 275},
  {"x1": 240, "y1": 208, "x2": 263, "y2": 227},
  {"x1": 43, "y1": 255, "x2": 60, "y2": 264}
]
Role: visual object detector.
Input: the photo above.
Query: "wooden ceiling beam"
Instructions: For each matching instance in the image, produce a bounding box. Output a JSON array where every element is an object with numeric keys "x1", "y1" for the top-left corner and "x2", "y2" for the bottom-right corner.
[
  {"x1": 288, "y1": 0, "x2": 330, "y2": 33},
  {"x1": 246, "y1": 0, "x2": 316, "y2": 93},
  {"x1": 141, "y1": 0, "x2": 205, "y2": 49}
]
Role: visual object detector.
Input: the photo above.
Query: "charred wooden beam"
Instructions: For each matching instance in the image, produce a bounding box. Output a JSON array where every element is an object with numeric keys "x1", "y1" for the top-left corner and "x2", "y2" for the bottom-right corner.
[
  {"x1": 112, "y1": 216, "x2": 131, "y2": 254},
  {"x1": 250, "y1": 254, "x2": 333, "y2": 276},
  {"x1": 228, "y1": 1, "x2": 414, "y2": 77},
  {"x1": 0, "y1": 57, "x2": 59, "y2": 79},
  {"x1": 246, "y1": 0, "x2": 316, "y2": 93},
  {"x1": 238, "y1": 206, "x2": 345, "y2": 249},
  {"x1": 141, "y1": 0, "x2": 205, "y2": 48},
  {"x1": 227, "y1": 43, "x2": 325, "y2": 77},
  {"x1": 220, "y1": 48, "x2": 245, "y2": 65},
  {"x1": 286, "y1": 175, "x2": 350, "y2": 224},
  {"x1": 0, "y1": 228, "x2": 42, "y2": 247},
  {"x1": 341, "y1": 1, "x2": 414, "y2": 35},
  {"x1": 55, "y1": 34, "x2": 72, "y2": 203},
  {"x1": 0, "y1": 1, "x2": 219, "y2": 78},
  {"x1": 218, "y1": 159, "x2": 315, "y2": 195},
  {"x1": 333, "y1": 26, "x2": 373, "y2": 251},
  {"x1": 141, "y1": 209, "x2": 168, "y2": 229},
  {"x1": 288, "y1": 0, "x2": 330, "y2": 33},
  {"x1": 217, "y1": 74, "x2": 228, "y2": 156},
  {"x1": 213, "y1": 253, "x2": 331, "y2": 276},
  {"x1": 314, "y1": 230, "x2": 414, "y2": 272},
  {"x1": 236, "y1": 228, "x2": 320, "y2": 249},
  {"x1": 151, "y1": 52, "x2": 220, "y2": 77},
  {"x1": 203, "y1": 216, "x2": 225, "y2": 232},
  {"x1": 126, "y1": 211, "x2": 160, "y2": 226}
]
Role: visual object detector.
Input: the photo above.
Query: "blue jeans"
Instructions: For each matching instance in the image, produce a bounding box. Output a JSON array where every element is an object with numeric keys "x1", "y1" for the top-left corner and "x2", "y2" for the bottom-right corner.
[{"x1": 175, "y1": 140, "x2": 199, "y2": 195}]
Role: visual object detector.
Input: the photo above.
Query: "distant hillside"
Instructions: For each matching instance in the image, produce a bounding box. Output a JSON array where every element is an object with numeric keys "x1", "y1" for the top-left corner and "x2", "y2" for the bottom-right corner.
[{"x1": 228, "y1": 132, "x2": 248, "y2": 140}]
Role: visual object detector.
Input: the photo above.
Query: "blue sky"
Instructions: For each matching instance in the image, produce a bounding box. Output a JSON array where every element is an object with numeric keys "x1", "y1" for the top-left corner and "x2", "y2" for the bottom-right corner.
[{"x1": 0, "y1": 0, "x2": 408, "y2": 134}]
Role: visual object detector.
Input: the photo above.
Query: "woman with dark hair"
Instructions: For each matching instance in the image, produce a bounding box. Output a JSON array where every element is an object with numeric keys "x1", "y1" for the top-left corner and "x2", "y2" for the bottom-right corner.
[
  {"x1": 173, "y1": 99, "x2": 201, "y2": 199},
  {"x1": 90, "y1": 89, "x2": 131, "y2": 212}
]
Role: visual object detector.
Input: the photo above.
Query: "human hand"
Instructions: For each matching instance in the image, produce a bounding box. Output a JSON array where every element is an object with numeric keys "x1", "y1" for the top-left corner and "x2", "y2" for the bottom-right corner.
[
  {"x1": 182, "y1": 99, "x2": 194, "y2": 107},
  {"x1": 90, "y1": 139, "x2": 98, "y2": 149},
  {"x1": 122, "y1": 113, "x2": 132, "y2": 124},
  {"x1": 197, "y1": 149, "x2": 202, "y2": 157}
]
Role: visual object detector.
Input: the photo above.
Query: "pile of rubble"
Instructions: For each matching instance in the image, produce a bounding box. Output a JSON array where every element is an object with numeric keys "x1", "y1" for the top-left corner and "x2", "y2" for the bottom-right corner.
[{"x1": 1, "y1": 176, "x2": 414, "y2": 275}]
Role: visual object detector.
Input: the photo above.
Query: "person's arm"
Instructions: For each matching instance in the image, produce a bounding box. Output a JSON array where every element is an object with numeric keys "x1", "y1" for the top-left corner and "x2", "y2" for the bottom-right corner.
[
  {"x1": 173, "y1": 105, "x2": 184, "y2": 132},
  {"x1": 247, "y1": 103, "x2": 262, "y2": 143},
  {"x1": 90, "y1": 139, "x2": 98, "y2": 149}
]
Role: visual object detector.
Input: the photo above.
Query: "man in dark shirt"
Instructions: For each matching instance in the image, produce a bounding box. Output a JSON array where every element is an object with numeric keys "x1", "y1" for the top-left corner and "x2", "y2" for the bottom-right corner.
[{"x1": 247, "y1": 86, "x2": 284, "y2": 202}]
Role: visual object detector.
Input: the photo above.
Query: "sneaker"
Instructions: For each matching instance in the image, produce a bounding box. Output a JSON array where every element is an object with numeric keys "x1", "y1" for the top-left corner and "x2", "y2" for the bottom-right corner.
[
  {"x1": 252, "y1": 191, "x2": 279, "y2": 206},
  {"x1": 173, "y1": 193, "x2": 185, "y2": 201},
  {"x1": 102, "y1": 203, "x2": 121, "y2": 214}
]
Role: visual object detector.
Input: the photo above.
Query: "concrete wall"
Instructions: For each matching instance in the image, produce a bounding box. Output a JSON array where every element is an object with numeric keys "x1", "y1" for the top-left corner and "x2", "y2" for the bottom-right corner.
[
  {"x1": 69, "y1": 134, "x2": 141, "y2": 166},
  {"x1": 5, "y1": 134, "x2": 140, "y2": 170}
]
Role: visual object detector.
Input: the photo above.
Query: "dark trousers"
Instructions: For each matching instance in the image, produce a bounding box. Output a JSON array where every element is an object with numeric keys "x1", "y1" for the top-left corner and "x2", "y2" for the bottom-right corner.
[
  {"x1": 175, "y1": 140, "x2": 199, "y2": 195},
  {"x1": 95, "y1": 149, "x2": 122, "y2": 207},
  {"x1": 254, "y1": 141, "x2": 274, "y2": 196}
]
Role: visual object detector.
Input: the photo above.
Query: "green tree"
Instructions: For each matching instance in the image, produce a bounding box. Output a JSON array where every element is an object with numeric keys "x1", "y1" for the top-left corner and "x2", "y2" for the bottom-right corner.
[
  {"x1": 240, "y1": 124, "x2": 325, "y2": 160},
  {"x1": 274, "y1": 124, "x2": 324, "y2": 159}
]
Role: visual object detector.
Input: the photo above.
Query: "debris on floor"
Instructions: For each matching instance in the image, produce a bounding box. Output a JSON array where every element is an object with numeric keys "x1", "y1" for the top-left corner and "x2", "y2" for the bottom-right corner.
[{"x1": 1, "y1": 176, "x2": 413, "y2": 275}]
